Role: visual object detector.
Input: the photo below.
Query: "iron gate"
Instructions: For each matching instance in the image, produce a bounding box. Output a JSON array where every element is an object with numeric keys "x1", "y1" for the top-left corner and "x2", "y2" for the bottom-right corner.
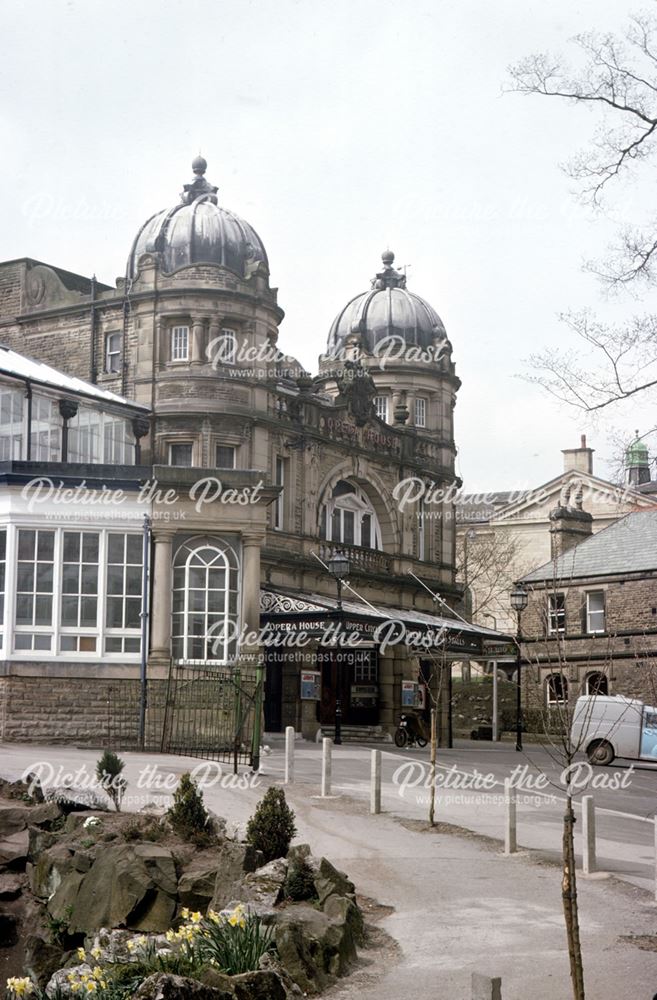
[{"x1": 106, "y1": 661, "x2": 263, "y2": 771}]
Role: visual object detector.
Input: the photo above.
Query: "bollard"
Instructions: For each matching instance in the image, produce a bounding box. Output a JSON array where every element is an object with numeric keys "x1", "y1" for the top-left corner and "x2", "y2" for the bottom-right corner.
[
  {"x1": 582, "y1": 795, "x2": 596, "y2": 874},
  {"x1": 284, "y1": 726, "x2": 295, "y2": 784},
  {"x1": 370, "y1": 749, "x2": 381, "y2": 815},
  {"x1": 504, "y1": 778, "x2": 517, "y2": 855},
  {"x1": 653, "y1": 815, "x2": 657, "y2": 902},
  {"x1": 321, "y1": 737, "x2": 332, "y2": 797},
  {"x1": 472, "y1": 972, "x2": 502, "y2": 1000}
]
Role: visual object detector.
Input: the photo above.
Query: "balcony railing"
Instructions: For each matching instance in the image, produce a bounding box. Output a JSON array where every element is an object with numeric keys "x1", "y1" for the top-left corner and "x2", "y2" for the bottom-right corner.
[{"x1": 318, "y1": 541, "x2": 393, "y2": 575}]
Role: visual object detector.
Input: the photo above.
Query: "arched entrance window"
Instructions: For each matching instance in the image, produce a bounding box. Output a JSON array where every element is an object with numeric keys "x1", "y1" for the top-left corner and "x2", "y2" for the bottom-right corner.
[
  {"x1": 172, "y1": 537, "x2": 240, "y2": 663},
  {"x1": 585, "y1": 671, "x2": 608, "y2": 696},
  {"x1": 546, "y1": 672, "x2": 568, "y2": 706},
  {"x1": 319, "y1": 480, "x2": 382, "y2": 550}
]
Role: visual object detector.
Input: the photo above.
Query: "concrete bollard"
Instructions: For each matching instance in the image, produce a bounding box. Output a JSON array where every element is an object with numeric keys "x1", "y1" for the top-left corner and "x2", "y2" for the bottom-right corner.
[
  {"x1": 504, "y1": 778, "x2": 517, "y2": 855},
  {"x1": 321, "y1": 737, "x2": 332, "y2": 797},
  {"x1": 653, "y1": 816, "x2": 657, "y2": 902},
  {"x1": 472, "y1": 972, "x2": 502, "y2": 1000},
  {"x1": 370, "y1": 749, "x2": 381, "y2": 815},
  {"x1": 284, "y1": 726, "x2": 295, "y2": 784},
  {"x1": 582, "y1": 795, "x2": 596, "y2": 874}
]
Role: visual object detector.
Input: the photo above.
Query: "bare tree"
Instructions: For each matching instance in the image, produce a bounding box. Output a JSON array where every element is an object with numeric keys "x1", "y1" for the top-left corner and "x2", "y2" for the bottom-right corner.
[
  {"x1": 457, "y1": 528, "x2": 527, "y2": 624},
  {"x1": 521, "y1": 577, "x2": 629, "y2": 1000},
  {"x1": 508, "y1": 9, "x2": 657, "y2": 419}
]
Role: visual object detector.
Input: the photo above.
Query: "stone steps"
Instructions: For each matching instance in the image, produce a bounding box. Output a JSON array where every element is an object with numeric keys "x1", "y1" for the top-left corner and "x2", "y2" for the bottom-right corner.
[{"x1": 319, "y1": 725, "x2": 392, "y2": 744}]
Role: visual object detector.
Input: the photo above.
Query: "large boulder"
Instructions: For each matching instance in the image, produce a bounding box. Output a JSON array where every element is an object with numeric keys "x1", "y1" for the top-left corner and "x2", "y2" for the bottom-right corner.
[
  {"x1": 208, "y1": 843, "x2": 259, "y2": 912},
  {"x1": 134, "y1": 974, "x2": 232, "y2": 999},
  {"x1": 314, "y1": 857, "x2": 355, "y2": 906},
  {"x1": 48, "y1": 843, "x2": 178, "y2": 934},
  {"x1": 240, "y1": 858, "x2": 287, "y2": 917},
  {"x1": 201, "y1": 967, "x2": 288, "y2": 1000},
  {"x1": 24, "y1": 933, "x2": 65, "y2": 988},
  {"x1": 0, "y1": 801, "x2": 61, "y2": 838},
  {"x1": 0, "y1": 829, "x2": 29, "y2": 868},
  {"x1": 177, "y1": 864, "x2": 218, "y2": 911},
  {"x1": 29, "y1": 842, "x2": 76, "y2": 900}
]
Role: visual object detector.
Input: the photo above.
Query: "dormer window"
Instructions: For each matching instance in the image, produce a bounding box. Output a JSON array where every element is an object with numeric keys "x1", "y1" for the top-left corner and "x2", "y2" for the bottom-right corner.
[{"x1": 171, "y1": 325, "x2": 189, "y2": 362}]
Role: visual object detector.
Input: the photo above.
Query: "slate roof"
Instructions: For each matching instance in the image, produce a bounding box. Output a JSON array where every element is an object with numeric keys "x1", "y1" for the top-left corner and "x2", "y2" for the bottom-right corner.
[{"x1": 521, "y1": 510, "x2": 657, "y2": 583}]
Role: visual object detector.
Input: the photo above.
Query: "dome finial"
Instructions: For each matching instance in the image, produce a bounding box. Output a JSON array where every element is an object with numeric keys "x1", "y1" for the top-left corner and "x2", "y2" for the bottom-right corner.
[
  {"x1": 181, "y1": 156, "x2": 218, "y2": 205},
  {"x1": 192, "y1": 154, "x2": 207, "y2": 176},
  {"x1": 372, "y1": 249, "x2": 406, "y2": 290}
]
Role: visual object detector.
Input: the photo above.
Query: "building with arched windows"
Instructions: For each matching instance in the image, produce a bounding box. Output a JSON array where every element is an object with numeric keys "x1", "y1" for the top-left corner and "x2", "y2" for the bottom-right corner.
[{"x1": 0, "y1": 157, "x2": 505, "y2": 751}]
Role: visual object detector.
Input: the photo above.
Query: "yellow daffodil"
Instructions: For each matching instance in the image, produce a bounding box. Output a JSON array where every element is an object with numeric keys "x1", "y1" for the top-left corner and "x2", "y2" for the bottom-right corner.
[
  {"x1": 6, "y1": 978, "x2": 35, "y2": 998},
  {"x1": 76, "y1": 947, "x2": 86, "y2": 961},
  {"x1": 90, "y1": 946, "x2": 102, "y2": 960}
]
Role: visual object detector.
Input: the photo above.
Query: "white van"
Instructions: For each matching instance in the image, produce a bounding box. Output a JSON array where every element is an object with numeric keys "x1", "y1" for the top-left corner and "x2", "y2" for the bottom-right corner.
[{"x1": 570, "y1": 695, "x2": 657, "y2": 765}]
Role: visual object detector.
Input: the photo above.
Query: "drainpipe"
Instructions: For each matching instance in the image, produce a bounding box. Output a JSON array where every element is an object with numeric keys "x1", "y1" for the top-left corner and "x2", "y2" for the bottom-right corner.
[
  {"x1": 90, "y1": 274, "x2": 98, "y2": 384},
  {"x1": 25, "y1": 382, "x2": 32, "y2": 460},
  {"x1": 139, "y1": 513, "x2": 152, "y2": 750}
]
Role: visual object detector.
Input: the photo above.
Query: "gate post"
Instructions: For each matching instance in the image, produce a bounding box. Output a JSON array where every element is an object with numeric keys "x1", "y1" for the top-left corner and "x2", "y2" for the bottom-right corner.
[
  {"x1": 285, "y1": 726, "x2": 295, "y2": 784},
  {"x1": 251, "y1": 658, "x2": 264, "y2": 772}
]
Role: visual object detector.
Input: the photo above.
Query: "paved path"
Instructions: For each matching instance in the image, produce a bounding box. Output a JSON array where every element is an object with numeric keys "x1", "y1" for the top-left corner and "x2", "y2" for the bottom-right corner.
[{"x1": 2, "y1": 742, "x2": 657, "y2": 999}]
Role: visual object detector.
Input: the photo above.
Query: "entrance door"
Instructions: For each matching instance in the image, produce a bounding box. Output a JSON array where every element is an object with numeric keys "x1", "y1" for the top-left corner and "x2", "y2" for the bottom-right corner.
[
  {"x1": 319, "y1": 651, "x2": 350, "y2": 725},
  {"x1": 264, "y1": 652, "x2": 283, "y2": 732}
]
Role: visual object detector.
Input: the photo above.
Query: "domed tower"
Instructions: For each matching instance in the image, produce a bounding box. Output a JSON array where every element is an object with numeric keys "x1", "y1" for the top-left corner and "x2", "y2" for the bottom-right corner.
[
  {"x1": 318, "y1": 250, "x2": 458, "y2": 439},
  {"x1": 124, "y1": 158, "x2": 286, "y2": 464},
  {"x1": 626, "y1": 431, "x2": 651, "y2": 487},
  {"x1": 127, "y1": 156, "x2": 269, "y2": 281}
]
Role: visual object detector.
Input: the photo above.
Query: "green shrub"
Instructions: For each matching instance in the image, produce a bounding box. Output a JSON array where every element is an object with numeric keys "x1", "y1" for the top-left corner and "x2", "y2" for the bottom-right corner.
[
  {"x1": 122, "y1": 815, "x2": 165, "y2": 843},
  {"x1": 96, "y1": 749, "x2": 127, "y2": 812},
  {"x1": 284, "y1": 858, "x2": 317, "y2": 901},
  {"x1": 167, "y1": 773, "x2": 214, "y2": 844},
  {"x1": 246, "y1": 787, "x2": 296, "y2": 863}
]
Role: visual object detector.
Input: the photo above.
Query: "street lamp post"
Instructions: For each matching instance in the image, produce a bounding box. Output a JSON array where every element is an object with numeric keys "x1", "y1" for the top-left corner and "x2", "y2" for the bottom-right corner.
[
  {"x1": 510, "y1": 583, "x2": 529, "y2": 752},
  {"x1": 328, "y1": 553, "x2": 351, "y2": 747},
  {"x1": 482, "y1": 613, "x2": 498, "y2": 742}
]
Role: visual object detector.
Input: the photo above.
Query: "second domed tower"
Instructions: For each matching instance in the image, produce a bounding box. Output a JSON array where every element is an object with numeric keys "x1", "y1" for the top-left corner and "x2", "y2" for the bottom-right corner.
[{"x1": 317, "y1": 251, "x2": 459, "y2": 436}]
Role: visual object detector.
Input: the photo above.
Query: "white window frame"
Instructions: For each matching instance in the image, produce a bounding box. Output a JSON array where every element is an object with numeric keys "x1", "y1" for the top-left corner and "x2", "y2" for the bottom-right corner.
[
  {"x1": 415, "y1": 397, "x2": 427, "y2": 428},
  {"x1": 30, "y1": 394, "x2": 61, "y2": 461},
  {"x1": 586, "y1": 591, "x2": 606, "y2": 634},
  {"x1": 585, "y1": 671, "x2": 608, "y2": 696},
  {"x1": 220, "y1": 328, "x2": 238, "y2": 364},
  {"x1": 0, "y1": 387, "x2": 25, "y2": 461},
  {"x1": 105, "y1": 332, "x2": 122, "y2": 374},
  {"x1": 5, "y1": 525, "x2": 143, "y2": 660},
  {"x1": 374, "y1": 396, "x2": 389, "y2": 423},
  {"x1": 546, "y1": 672, "x2": 568, "y2": 706},
  {"x1": 171, "y1": 325, "x2": 190, "y2": 362},
  {"x1": 172, "y1": 537, "x2": 241, "y2": 664},
  {"x1": 169, "y1": 442, "x2": 194, "y2": 467},
  {"x1": 320, "y1": 480, "x2": 382, "y2": 550},
  {"x1": 548, "y1": 593, "x2": 566, "y2": 635}
]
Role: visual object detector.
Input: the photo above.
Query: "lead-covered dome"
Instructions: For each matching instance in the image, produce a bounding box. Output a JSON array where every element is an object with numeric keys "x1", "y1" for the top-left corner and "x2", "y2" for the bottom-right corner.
[
  {"x1": 327, "y1": 251, "x2": 446, "y2": 356},
  {"x1": 127, "y1": 158, "x2": 268, "y2": 279}
]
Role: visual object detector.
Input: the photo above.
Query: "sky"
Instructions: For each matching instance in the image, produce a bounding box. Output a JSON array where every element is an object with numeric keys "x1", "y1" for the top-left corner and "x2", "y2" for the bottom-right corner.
[{"x1": 1, "y1": 0, "x2": 655, "y2": 491}]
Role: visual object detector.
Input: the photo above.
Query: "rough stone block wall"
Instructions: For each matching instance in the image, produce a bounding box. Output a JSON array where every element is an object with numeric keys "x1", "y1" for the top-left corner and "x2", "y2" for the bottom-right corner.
[
  {"x1": 0, "y1": 261, "x2": 24, "y2": 316},
  {"x1": 0, "y1": 674, "x2": 169, "y2": 749}
]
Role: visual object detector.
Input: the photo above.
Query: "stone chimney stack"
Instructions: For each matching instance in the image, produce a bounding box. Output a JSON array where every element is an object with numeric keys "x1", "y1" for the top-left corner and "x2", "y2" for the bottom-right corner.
[
  {"x1": 549, "y1": 479, "x2": 593, "y2": 559},
  {"x1": 562, "y1": 434, "x2": 594, "y2": 475}
]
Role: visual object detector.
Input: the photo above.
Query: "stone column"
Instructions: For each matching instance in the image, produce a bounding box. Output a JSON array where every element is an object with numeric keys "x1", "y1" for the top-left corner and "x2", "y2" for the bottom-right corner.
[
  {"x1": 207, "y1": 319, "x2": 221, "y2": 368},
  {"x1": 241, "y1": 533, "x2": 263, "y2": 636},
  {"x1": 407, "y1": 392, "x2": 416, "y2": 426},
  {"x1": 191, "y1": 318, "x2": 205, "y2": 364},
  {"x1": 150, "y1": 530, "x2": 175, "y2": 662}
]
